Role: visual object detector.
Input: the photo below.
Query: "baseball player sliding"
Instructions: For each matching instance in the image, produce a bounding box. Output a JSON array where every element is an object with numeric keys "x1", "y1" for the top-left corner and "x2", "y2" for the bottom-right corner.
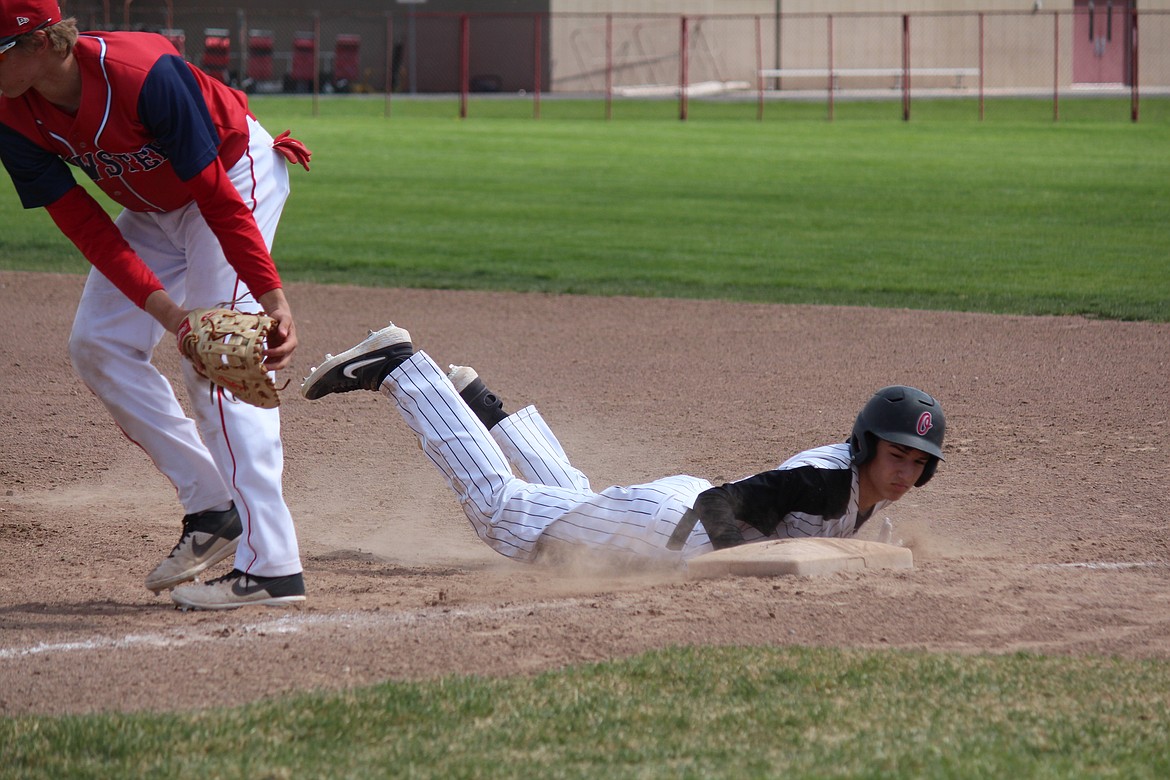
[
  {"x1": 0, "y1": 0, "x2": 311, "y2": 609},
  {"x1": 301, "y1": 323, "x2": 946, "y2": 564}
]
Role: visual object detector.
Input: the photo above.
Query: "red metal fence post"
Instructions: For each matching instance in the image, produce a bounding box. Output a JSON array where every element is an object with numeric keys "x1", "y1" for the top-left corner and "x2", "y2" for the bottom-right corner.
[
  {"x1": 384, "y1": 13, "x2": 393, "y2": 118},
  {"x1": 460, "y1": 14, "x2": 469, "y2": 119},
  {"x1": 533, "y1": 13, "x2": 543, "y2": 119},
  {"x1": 605, "y1": 13, "x2": 613, "y2": 121},
  {"x1": 312, "y1": 12, "x2": 320, "y2": 117},
  {"x1": 902, "y1": 14, "x2": 911, "y2": 121},
  {"x1": 679, "y1": 16, "x2": 689, "y2": 121},
  {"x1": 755, "y1": 15, "x2": 764, "y2": 121},
  {"x1": 1131, "y1": 6, "x2": 1140, "y2": 122},
  {"x1": 827, "y1": 14, "x2": 834, "y2": 121},
  {"x1": 238, "y1": 10, "x2": 248, "y2": 86},
  {"x1": 978, "y1": 12, "x2": 985, "y2": 121},
  {"x1": 1053, "y1": 10, "x2": 1059, "y2": 122}
]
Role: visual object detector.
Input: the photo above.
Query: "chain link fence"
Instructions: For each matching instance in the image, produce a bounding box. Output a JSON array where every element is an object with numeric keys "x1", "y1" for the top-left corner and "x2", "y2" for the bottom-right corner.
[{"x1": 63, "y1": 4, "x2": 1168, "y2": 119}]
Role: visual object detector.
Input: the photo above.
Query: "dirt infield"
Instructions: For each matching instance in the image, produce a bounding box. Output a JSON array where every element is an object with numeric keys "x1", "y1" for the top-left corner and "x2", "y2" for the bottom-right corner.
[{"x1": 1, "y1": 270, "x2": 1167, "y2": 716}]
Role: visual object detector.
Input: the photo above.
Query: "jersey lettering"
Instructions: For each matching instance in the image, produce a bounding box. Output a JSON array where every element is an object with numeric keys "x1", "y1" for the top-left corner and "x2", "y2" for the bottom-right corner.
[{"x1": 70, "y1": 142, "x2": 168, "y2": 180}]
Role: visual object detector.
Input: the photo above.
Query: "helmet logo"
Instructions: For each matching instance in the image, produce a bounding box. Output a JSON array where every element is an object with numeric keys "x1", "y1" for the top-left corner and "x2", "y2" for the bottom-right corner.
[{"x1": 916, "y1": 411, "x2": 933, "y2": 436}]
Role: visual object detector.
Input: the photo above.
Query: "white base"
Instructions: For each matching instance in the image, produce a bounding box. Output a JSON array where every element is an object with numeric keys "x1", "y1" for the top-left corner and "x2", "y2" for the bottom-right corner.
[{"x1": 686, "y1": 538, "x2": 913, "y2": 579}]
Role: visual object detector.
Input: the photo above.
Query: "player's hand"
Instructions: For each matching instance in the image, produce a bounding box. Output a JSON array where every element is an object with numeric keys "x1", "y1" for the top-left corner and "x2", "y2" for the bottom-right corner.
[
  {"x1": 174, "y1": 310, "x2": 209, "y2": 379},
  {"x1": 877, "y1": 517, "x2": 902, "y2": 546},
  {"x1": 144, "y1": 292, "x2": 210, "y2": 378},
  {"x1": 257, "y1": 288, "x2": 297, "y2": 371}
]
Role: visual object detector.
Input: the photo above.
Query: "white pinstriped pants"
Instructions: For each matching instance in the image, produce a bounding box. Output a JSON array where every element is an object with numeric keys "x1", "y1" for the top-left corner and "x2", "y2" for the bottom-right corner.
[
  {"x1": 67, "y1": 118, "x2": 301, "y2": 577},
  {"x1": 385, "y1": 352, "x2": 715, "y2": 564}
]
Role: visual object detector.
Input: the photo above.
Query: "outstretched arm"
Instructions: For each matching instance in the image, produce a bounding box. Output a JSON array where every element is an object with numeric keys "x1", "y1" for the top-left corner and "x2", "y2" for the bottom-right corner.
[
  {"x1": 690, "y1": 466, "x2": 851, "y2": 549},
  {"x1": 691, "y1": 490, "x2": 748, "y2": 550}
]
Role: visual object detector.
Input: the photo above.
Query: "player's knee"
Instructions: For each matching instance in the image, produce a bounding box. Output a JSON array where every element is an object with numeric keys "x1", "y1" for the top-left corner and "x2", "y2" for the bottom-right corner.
[{"x1": 67, "y1": 326, "x2": 104, "y2": 381}]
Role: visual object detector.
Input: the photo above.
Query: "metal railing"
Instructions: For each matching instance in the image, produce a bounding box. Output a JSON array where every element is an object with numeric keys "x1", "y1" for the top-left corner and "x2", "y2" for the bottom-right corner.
[{"x1": 64, "y1": 5, "x2": 1169, "y2": 120}]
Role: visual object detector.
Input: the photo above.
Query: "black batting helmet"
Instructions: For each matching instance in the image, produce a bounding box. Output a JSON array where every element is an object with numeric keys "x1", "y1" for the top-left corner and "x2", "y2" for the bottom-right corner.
[{"x1": 849, "y1": 385, "x2": 946, "y2": 486}]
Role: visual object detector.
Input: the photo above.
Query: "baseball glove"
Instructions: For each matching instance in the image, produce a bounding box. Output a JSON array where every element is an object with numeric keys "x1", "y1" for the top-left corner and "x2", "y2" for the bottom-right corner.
[{"x1": 177, "y1": 308, "x2": 280, "y2": 408}]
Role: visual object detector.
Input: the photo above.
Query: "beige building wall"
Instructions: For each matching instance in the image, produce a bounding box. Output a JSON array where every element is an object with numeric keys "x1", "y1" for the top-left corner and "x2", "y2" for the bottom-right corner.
[
  {"x1": 553, "y1": 1, "x2": 1170, "y2": 11},
  {"x1": 549, "y1": 0, "x2": 1167, "y2": 92}
]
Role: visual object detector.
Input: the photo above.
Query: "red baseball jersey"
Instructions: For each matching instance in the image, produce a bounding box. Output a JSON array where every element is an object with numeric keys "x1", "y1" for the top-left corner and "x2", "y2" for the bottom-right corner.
[{"x1": 0, "y1": 31, "x2": 280, "y2": 306}]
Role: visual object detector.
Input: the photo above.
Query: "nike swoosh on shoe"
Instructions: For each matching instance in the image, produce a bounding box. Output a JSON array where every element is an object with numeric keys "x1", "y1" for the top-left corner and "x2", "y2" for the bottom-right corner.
[
  {"x1": 231, "y1": 577, "x2": 275, "y2": 598},
  {"x1": 342, "y1": 357, "x2": 386, "y2": 379},
  {"x1": 190, "y1": 530, "x2": 234, "y2": 559}
]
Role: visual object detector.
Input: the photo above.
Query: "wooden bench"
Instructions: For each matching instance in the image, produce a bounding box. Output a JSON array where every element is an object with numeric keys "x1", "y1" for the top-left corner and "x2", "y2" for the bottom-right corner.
[{"x1": 759, "y1": 67, "x2": 980, "y2": 90}]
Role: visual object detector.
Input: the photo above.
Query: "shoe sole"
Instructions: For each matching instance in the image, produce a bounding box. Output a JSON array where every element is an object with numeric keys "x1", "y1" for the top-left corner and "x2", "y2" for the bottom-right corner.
[
  {"x1": 300, "y1": 325, "x2": 411, "y2": 399},
  {"x1": 145, "y1": 537, "x2": 240, "y2": 594},
  {"x1": 173, "y1": 594, "x2": 307, "y2": 611}
]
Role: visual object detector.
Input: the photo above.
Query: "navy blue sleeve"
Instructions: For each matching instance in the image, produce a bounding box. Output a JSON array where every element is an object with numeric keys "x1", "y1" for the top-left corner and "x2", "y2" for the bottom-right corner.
[
  {"x1": 136, "y1": 55, "x2": 221, "y2": 181},
  {"x1": 0, "y1": 122, "x2": 78, "y2": 208}
]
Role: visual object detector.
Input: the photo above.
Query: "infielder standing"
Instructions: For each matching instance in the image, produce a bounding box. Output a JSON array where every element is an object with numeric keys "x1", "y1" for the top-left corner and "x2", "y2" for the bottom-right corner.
[
  {"x1": 301, "y1": 323, "x2": 946, "y2": 563},
  {"x1": 0, "y1": 0, "x2": 310, "y2": 609}
]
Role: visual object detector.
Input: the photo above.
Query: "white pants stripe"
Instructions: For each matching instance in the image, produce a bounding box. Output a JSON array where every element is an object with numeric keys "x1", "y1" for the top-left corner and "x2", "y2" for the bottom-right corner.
[
  {"x1": 67, "y1": 117, "x2": 301, "y2": 577},
  {"x1": 385, "y1": 352, "x2": 714, "y2": 564}
]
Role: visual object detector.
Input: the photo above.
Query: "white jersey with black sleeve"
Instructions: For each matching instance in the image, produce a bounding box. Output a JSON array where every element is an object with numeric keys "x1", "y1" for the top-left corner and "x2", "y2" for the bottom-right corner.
[{"x1": 692, "y1": 443, "x2": 890, "y2": 546}]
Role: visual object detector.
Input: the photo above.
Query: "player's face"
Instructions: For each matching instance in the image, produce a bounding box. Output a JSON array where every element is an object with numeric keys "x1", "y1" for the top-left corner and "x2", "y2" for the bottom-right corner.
[
  {"x1": 0, "y1": 37, "x2": 44, "y2": 99},
  {"x1": 860, "y1": 440, "x2": 930, "y2": 505}
]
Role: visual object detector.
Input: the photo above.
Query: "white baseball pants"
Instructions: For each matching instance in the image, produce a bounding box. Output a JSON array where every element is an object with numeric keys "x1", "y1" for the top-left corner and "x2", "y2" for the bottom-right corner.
[
  {"x1": 385, "y1": 351, "x2": 715, "y2": 564},
  {"x1": 67, "y1": 117, "x2": 301, "y2": 577}
]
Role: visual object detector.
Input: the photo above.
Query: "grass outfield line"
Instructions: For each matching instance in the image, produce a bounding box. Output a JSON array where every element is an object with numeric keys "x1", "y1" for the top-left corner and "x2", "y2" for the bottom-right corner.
[
  {"x1": 4, "y1": 646, "x2": 1170, "y2": 778},
  {"x1": 0, "y1": 97, "x2": 1167, "y2": 320}
]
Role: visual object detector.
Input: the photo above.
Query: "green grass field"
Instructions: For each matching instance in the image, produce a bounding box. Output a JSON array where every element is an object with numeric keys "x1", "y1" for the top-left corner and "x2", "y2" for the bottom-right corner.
[
  {"x1": 2, "y1": 96, "x2": 1167, "y2": 320},
  {"x1": 5, "y1": 647, "x2": 1170, "y2": 779},
  {"x1": 1, "y1": 99, "x2": 1168, "y2": 778}
]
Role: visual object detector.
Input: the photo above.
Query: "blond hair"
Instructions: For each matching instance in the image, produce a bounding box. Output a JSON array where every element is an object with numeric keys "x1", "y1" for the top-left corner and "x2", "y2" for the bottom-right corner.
[{"x1": 14, "y1": 17, "x2": 78, "y2": 56}]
